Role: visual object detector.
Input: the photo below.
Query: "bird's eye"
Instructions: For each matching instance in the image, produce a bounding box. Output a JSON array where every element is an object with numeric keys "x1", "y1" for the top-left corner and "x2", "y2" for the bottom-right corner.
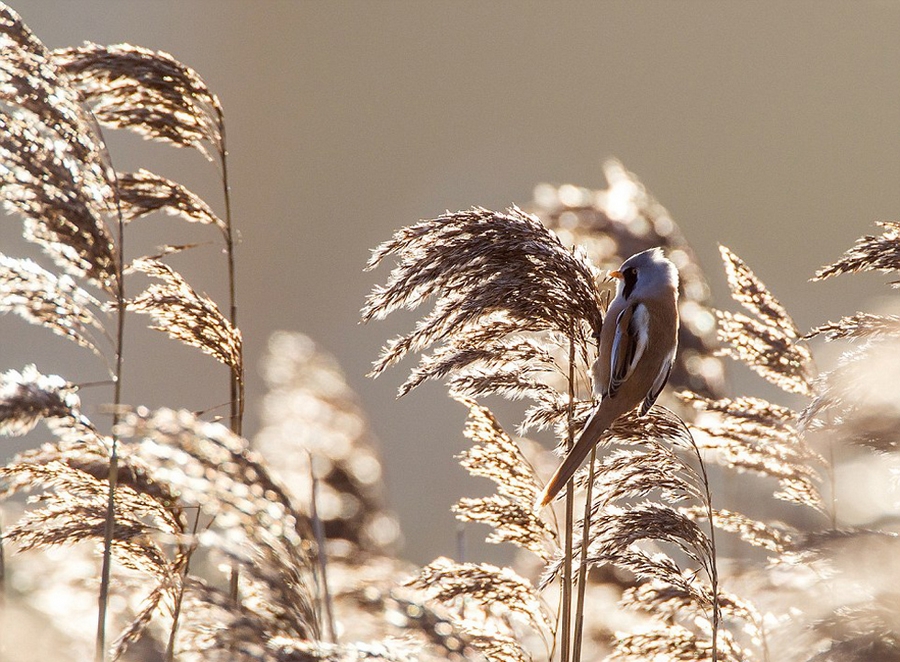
[{"x1": 622, "y1": 266, "x2": 638, "y2": 299}]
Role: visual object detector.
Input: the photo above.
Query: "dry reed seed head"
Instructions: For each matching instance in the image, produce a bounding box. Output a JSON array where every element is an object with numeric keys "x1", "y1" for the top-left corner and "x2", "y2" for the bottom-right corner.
[
  {"x1": 0, "y1": 365, "x2": 83, "y2": 436},
  {"x1": 716, "y1": 245, "x2": 815, "y2": 395},
  {"x1": 1, "y1": 456, "x2": 183, "y2": 546},
  {"x1": 407, "y1": 558, "x2": 550, "y2": 661},
  {"x1": 255, "y1": 331, "x2": 401, "y2": 553},
  {"x1": 398, "y1": 316, "x2": 559, "y2": 398},
  {"x1": 683, "y1": 391, "x2": 823, "y2": 466},
  {"x1": 771, "y1": 531, "x2": 900, "y2": 662},
  {"x1": 682, "y1": 391, "x2": 826, "y2": 492},
  {"x1": 805, "y1": 337, "x2": 900, "y2": 457},
  {"x1": 540, "y1": 408, "x2": 714, "y2": 580},
  {"x1": 127, "y1": 258, "x2": 242, "y2": 370},
  {"x1": 580, "y1": 445, "x2": 703, "y2": 508},
  {"x1": 0, "y1": 7, "x2": 119, "y2": 293},
  {"x1": 457, "y1": 397, "x2": 545, "y2": 504},
  {"x1": 453, "y1": 495, "x2": 556, "y2": 560},
  {"x1": 0, "y1": 113, "x2": 118, "y2": 292},
  {"x1": 117, "y1": 168, "x2": 226, "y2": 231},
  {"x1": 0, "y1": 255, "x2": 106, "y2": 355},
  {"x1": 617, "y1": 582, "x2": 760, "y2": 659},
  {"x1": 363, "y1": 206, "x2": 604, "y2": 386},
  {"x1": 689, "y1": 414, "x2": 825, "y2": 513},
  {"x1": 53, "y1": 42, "x2": 224, "y2": 160},
  {"x1": 679, "y1": 391, "x2": 795, "y2": 428},
  {"x1": 624, "y1": 578, "x2": 761, "y2": 634},
  {"x1": 0, "y1": 6, "x2": 111, "y2": 179},
  {"x1": 589, "y1": 502, "x2": 713, "y2": 567},
  {"x1": 521, "y1": 391, "x2": 591, "y2": 436},
  {"x1": 813, "y1": 221, "x2": 900, "y2": 283},
  {"x1": 806, "y1": 312, "x2": 900, "y2": 342},
  {"x1": 682, "y1": 505, "x2": 795, "y2": 554},
  {"x1": 450, "y1": 398, "x2": 557, "y2": 558},
  {"x1": 117, "y1": 407, "x2": 322, "y2": 636},
  {"x1": 611, "y1": 624, "x2": 745, "y2": 662},
  {"x1": 530, "y1": 159, "x2": 725, "y2": 397},
  {"x1": 719, "y1": 245, "x2": 800, "y2": 339}
]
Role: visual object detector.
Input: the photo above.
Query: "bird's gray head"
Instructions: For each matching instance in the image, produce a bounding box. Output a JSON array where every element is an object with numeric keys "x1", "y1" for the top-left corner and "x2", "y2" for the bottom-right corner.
[{"x1": 613, "y1": 248, "x2": 679, "y2": 300}]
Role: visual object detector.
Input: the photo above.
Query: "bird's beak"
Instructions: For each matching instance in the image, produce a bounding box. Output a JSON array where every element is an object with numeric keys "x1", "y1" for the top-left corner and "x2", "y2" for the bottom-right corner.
[{"x1": 609, "y1": 270, "x2": 623, "y2": 279}]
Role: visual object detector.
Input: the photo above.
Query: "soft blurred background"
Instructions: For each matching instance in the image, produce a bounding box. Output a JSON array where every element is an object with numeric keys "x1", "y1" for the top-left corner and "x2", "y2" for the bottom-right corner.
[{"x1": 2, "y1": 0, "x2": 899, "y2": 564}]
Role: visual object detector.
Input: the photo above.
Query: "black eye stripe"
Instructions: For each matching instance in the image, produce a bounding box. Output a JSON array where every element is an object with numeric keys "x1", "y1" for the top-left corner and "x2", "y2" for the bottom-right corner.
[{"x1": 622, "y1": 267, "x2": 637, "y2": 299}]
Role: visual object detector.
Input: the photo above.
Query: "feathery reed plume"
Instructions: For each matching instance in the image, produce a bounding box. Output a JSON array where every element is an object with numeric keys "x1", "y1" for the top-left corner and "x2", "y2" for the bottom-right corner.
[
  {"x1": 803, "y1": 225, "x2": 900, "y2": 458},
  {"x1": 407, "y1": 557, "x2": 553, "y2": 662},
  {"x1": 453, "y1": 397, "x2": 557, "y2": 561},
  {"x1": 117, "y1": 407, "x2": 321, "y2": 638},
  {"x1": 812, "y1": 221, "x2": 900, "y2": 283},
  {"x1": 363, "y1": 205, "x2": 604, "y2": 395},
  {"x1": 0, "y1": 7, "x2": 118, "y2": 294},
  {"x1": 0, "y1": 113, "x2": 116, "y2": 292},
  {"x1": 0, "y1": 256, "x2": 106, "y2": 355},
  {"x1": 51, "y1": 35, "x2": 244, "y2": 439},
  {"x1": 127, "y1": 258, "x2": 242, "y2": 371},
  {"x1": 682, "y1": 392, "x2": 825, "y2": 513},
  {"x1": 534, "y1": 408, "x2": 726, "y2": 659},
  {"x1": 716, "y1": 245, "x2": 814, "y2": 396},
  {"x1": 53, "y1": 43, "x2": 223, "y2": 161},
  {"x1": 0, "y1": 397, "x2": 189, "y2": 660},
  {"x1": 0, "y1": 365, "x2": 84, "y2": 436},
  {"x1": 807, "y1": 312, "x2": 900, "y2": 343},
  {"x1": 0, "y1": 6, "x2": 110, "y2": 179},
  {"x1": 117, "y1": 169, "x2": 226, "y2": 231},
  {"x1": 255, "y1": 331, "x2": 400, "y2": 553}
]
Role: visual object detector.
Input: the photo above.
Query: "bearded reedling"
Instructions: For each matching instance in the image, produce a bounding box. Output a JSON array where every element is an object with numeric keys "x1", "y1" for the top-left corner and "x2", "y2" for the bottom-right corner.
[{"x1": 538, "y1": 248, "x2": 680, "y2": 507}]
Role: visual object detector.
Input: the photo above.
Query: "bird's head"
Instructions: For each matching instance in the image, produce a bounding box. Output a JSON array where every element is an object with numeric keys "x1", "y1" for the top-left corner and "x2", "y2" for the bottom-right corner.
[{"x1": 609, "y1": 248, "x2": 679, "y2": 301}]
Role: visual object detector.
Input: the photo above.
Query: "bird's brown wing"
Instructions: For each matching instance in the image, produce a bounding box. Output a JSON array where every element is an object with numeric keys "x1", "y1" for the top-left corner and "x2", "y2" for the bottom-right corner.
[
  {"x1": 641, "y1": 349, "x2": 675, "y2": 415},
  {"x1": 607, "y1": 302, "x2": 648, "y2": 398}
]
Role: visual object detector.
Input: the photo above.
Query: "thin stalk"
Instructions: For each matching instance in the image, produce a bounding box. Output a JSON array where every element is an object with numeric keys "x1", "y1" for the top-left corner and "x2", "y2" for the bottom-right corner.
[
  {"x1": 684, "y1": 420, "x2": 719, "y2": 662},
  {"x1": 217, "y1": 106, "x2": 244, "y2": 605},
  {"x1": 96, "y1": 168, "x2": 127, "y2": 662},
  {"x1": 217, "y1": 114, "x2": 243, "y2": 440},
  {"x1": 310, "y1": 456, "x2": 336, "y2": 643},
  {"x1": 165, "y1": 507, "x2": 202, "y2": 662},
  {"x1": 572, "y1": 445, "x2": 596, "y2": 661},
  {"x1": 560, "y1": 329, "x2": 576, "y2": 662},
  {"x1": 827, "y1": 437, "x2": 837, "y2": 529},
  {"x1": 0, "y1": 513, "x2": 5, "y2": 599}
]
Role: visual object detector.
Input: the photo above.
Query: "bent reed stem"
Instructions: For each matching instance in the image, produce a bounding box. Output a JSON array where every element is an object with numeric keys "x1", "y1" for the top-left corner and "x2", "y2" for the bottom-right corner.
[
  {"x1": 572, "y1": 445, "x2": 596, "y2": 661},
  {"x1": 560, "y1": 328, "x2": 577, "y2": 662},
  {"x1": 96, "y1": 167, "x2": 127, "y2": 662}
]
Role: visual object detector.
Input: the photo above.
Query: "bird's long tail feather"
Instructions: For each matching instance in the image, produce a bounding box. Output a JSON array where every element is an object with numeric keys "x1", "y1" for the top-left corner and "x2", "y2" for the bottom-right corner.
[{"x1": 536, "y1": 404, "x2": 619, "y2": 508}]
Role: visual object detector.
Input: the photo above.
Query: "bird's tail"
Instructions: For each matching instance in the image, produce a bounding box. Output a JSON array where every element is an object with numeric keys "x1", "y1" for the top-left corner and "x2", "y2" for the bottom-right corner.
[{"x1": 536, "y1": 403, "x2": 619, "y2": 508}]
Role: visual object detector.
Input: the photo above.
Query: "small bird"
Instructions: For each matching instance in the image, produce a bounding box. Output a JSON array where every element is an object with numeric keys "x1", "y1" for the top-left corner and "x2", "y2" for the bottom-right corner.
[{"x1": 537, "y1": 248, "x2": 680, "y2": 508}]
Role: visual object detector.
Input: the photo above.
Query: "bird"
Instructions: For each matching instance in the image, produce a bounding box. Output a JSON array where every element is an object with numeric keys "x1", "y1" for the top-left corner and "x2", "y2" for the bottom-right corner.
[{"x1": 536, "y1": 247, "x2": 680, "y2": 508}]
